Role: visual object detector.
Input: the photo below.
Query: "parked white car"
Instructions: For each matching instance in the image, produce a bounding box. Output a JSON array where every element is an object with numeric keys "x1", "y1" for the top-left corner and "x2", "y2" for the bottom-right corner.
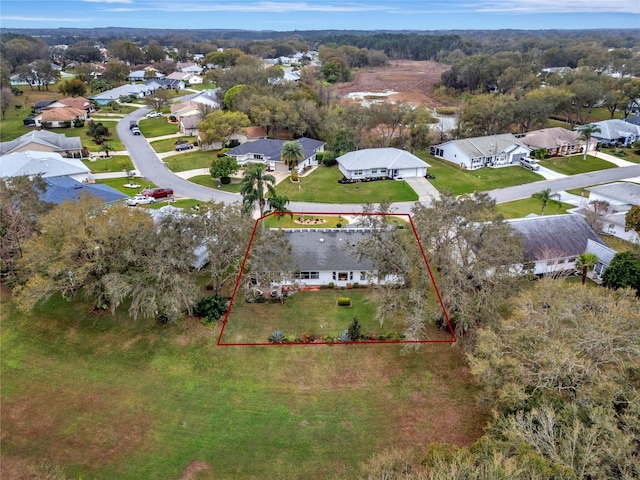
[
  {"x1": 146, "y1": 111, "x2": 163, "y2": 118},
  {"x1": 520, "y1": 157, "x2": 540, "y2": 171},
  {"x1": 127, "y1": 194, "x2": 155, "y2": 206}
]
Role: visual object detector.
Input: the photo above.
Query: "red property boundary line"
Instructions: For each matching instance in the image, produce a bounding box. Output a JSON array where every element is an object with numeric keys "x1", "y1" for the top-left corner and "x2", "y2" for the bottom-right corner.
[{"x1": 217, "y1": 212, "x2": 456, "y2": 346}]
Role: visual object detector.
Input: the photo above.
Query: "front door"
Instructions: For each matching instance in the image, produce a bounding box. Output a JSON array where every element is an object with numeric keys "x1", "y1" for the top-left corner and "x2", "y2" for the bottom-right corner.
[{"x1": 391, "y1": 169, "x2": 399, "y2": 178}]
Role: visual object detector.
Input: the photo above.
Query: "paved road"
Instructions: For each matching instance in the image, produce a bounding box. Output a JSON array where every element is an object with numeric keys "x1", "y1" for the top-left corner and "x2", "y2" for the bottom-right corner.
[
  {"x1": 118, "y1": 108, "x2": 238, "y2": 204},
  {"x1": 118, "y1": 111, "x2": 640, "y2": 212},
  {"x1": 486, "y1": 164, "x2": 640, "y2": 204}
]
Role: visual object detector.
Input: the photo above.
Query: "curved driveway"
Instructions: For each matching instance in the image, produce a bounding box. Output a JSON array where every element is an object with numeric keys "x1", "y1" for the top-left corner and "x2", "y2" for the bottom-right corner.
[{"x1": 120, "y1": 109, "x2": 640, "y2": 213}]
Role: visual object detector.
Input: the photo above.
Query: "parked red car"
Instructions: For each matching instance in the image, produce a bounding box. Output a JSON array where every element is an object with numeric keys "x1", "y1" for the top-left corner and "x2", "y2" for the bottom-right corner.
[{"x1": 143, "y1": 187, "x2": 173, "y2": 199}]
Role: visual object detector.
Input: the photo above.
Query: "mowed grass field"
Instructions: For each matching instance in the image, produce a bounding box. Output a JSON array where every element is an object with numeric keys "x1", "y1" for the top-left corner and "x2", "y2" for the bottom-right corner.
[
  {"x1": 1, "y1": 287, "x2": 486, "y2": 479},
  {"x1": 277, "y1": 166, "x2": 419, "y2": 203},
  {"x1": 416, "y1": 154, "x2": 544, "y2": 195}
]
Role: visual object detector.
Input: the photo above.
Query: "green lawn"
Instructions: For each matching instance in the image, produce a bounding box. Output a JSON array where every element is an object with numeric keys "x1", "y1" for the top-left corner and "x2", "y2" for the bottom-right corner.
[
  {"x1": 416, "y1": 153, "x2": 544, "y2": 195},
  {"x1": 601, "y1": 234, "x2": 638, "y2": 252},
  {"x1": 495, "y1": 197, "x2": 574, "y2": 219},
  {"x1": 83, "y1": 155, "x2": 134, "y2": 174},
  {"x1": 95, "y1": 177, "x2": 157, "y2": 195},
  {"x1": 0, "y1": 112, "x2": 32, "y2": 142},
  {"x1": 601, "y1": 147, "x2": 640, "y2": 164},
  {"x1": 538, "y1": 154, "x2": 617, "y2": 175},
  {"x1": 164, "y1": 150, "x2": 217, "y2": 172},
  {"x1": 150, "y1": 137, "x2": 197, "y2": 153},
  {"x1": 222, "y1": 289, "x2": 434, "y2": 344},
  {"x1": 276, "y1": 166, "x2": 418, "y2": 203},
  {"x1": 189, "y1": 174, "x2": 243, "y2": 193},
  {"x1": 139, "y1": 118, "x2": 180, "y2": 137},
  {"x1": 55, "y1": 123, "x2": 124, "y2": 153},
  {"x1": 1, "y1": 289, "x2": 487, "y2": 479}
]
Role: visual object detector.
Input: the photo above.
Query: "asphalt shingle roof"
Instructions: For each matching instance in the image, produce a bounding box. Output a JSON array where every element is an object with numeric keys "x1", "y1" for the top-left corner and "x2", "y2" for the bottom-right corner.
[
  {"x1": 227, "y1": 137, "x2": 325, "y2": 162},
  {"x1": 337, "y1": 148, "x2": 429, "y2": 170},
  {"x1": 440, "y1": 133, "x2": 527, "y2": 158},
  {"x1": 506, "y1": 214, "x2": 606, "y2": 261},
  {"x1": 0, "y1": 130, "x2": 82, "y2": 156},
  {"x1": 285, "y1": 230, "x2": 374, "y2": 271},
  {"x1": 0, "y1": 151, "x2": 90, "y2": 179},
  {"x1": 587, "y1": 182, "x2": 640, "y2": 206},
  {"x1": 517, "y1": 127, "x2": 582, "y2": 149},
  {"x1": 42, "y1": 176, "x2": 127, "y2": 204}
]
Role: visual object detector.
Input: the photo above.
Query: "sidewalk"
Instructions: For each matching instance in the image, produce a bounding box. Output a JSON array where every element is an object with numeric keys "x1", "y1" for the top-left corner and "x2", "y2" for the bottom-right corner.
[{"x1": 592, "y1": 150, "x2": 636, "y2": 167}]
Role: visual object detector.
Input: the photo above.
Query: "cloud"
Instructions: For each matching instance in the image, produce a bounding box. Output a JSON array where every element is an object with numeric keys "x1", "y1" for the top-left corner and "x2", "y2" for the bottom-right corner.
[
  {"x1": 475, "y1": 0, "x2": 640, "y2": 14},
  {"x1": 2, "y1": 15, "x2": 87, "y2": 22},
  {"x1": 106, "y1": 1, "x2": 386, "y2": 14},
  {"x1": 84, "y1": 0, "x2": 133, "y2": 4}
]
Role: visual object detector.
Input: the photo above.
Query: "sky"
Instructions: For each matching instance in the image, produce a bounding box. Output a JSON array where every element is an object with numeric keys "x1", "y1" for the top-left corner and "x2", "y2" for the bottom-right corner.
[{"x1": 0, "y1": 0, "x2": 639, "y2": 31}]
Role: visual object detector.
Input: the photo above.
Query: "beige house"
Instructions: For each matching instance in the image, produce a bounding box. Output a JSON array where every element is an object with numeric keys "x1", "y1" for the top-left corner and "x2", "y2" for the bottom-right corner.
[
  {"x1": 0, "y1": 130, "x2": 83, "y2": 157},
  {"x1": 516, "y1": 127, "x2": 592, "y2": 157}
]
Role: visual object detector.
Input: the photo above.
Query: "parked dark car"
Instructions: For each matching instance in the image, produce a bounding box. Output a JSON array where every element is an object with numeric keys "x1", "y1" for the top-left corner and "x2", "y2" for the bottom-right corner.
[
  {"x1": 175, "y1": 143, "x2": 193, "y2": 151},
  {"x1": 143, "y1": 187, "x2": 173, "y2": 199},
  {"x1": 129, "y1": 120, "x2": 138, "y2": 130}
]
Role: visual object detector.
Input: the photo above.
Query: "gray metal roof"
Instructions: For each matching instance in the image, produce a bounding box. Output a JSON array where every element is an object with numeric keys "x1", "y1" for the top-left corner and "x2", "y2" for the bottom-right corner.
[
  {"x1": 337, "y1": 148, "x2": 429, "y2": 171},
  {"x1": 440, "y1": 133, "x2": 528, "y2": 158},
  {"x1": 0, "y1": 151, "x2": 90, "y2": 178},
  {"x1": 0, "y1": 130, "x2": 82, "y2": 156},
  {"x1": 285, "y1": 230, "x2": 374, "y2": 271},
  {"x1": 506, "y1": 214, "x2": 606, "y2": 261},
  {"x1": 587, "y1": 182, "x2": 640, "y2": 206}
]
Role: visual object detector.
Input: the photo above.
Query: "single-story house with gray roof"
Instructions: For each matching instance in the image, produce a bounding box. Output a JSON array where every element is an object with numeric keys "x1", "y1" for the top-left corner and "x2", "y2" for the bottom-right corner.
[
  {"x1": 506, "y1": 214, "x2": 610, "y2": 276},
  {"x1": 0, "y1": 151, "x2": 90, "y2": 182},
  {"x1": 579, "y1": 120, "x2": 640, "y2": 147},
  {"x1": 0, "y1": 130, "x2": 82, "y2": 157},
  {"x1": 276, "y1": 229, "x2": 400, "y2": 287},
  {"x1": 226, "y1": 137, "x2": 325, "y2": 173},
  {"x1": 587, "y1": 181, "x2": 640, "y2": 243},
  {"x1": 41, "y1": 176, "x2": 127, "y2": 205},
  {"x1": 90, "y1": 83, "x2": 157, "y2": 105},
  {"x1": 430, "y1": 133, "x2": 531, "y2": 170},
  {"x1": 336, "y1": 148, "x2": 430, "y2": 180}
]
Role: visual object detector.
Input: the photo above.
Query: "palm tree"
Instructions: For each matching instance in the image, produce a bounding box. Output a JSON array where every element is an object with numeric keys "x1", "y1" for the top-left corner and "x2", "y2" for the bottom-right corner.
[
  {"x1": 99, "y1": 143, "x2": 113, "y2": 158},
  {"x1": 531, "y1": 188, "x2": 561, "y2": 214},
  {"x1": 576, "y1": 252, "x2": 599, "y2": 285},
  {"x1": 240, "y1": 163, "x2": 276, "y2": 219},
  {"x1": 266, "y1": 194, "x2": 291, "y2": 228},
  {"x1": 578, "y1": 124, "x2": 601, "y2": 160},
  {"x1": 280, "y1": 140, "x2": 304, "y2": 172}
]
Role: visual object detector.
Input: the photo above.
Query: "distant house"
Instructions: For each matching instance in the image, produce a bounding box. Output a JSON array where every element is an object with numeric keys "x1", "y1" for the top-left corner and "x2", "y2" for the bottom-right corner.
[
  {"x1": 273, "y1": 229, "x2": 400, "y2": 288},
  {"x1": 89, "y1": 83, "x2": 158, "y2": 105},
  {"x1": 126, "y1": 69, "x2": 165, "y2": 82},
  {"x1": 0, "y1": 130, "x2": 83, "y2": 157},
  {"x1": 580, "y1": 120, "x2": 640, "y2": 147},
  {"x1": 42, "y1": 96, "x2": 95, "y2": 114},
  {"x1": 176, "y1": 63, "x2": 204, "y2": 74},
  {"x1": 198, "y1": 125, "x2": 267, "y2": 150},
  {"x1": 225, "y1": 137, "x2": 325, "y2": 173},
  {"x1": 0, "y1": 151, "x2": 91, "y2": 182},
  {"x1": 151, "y1": 78, "x2": 185, "y2": 90},
  {"x1": 587, "y1": 182, "x2": 640, "y2": 243},
  {"x1": 188, "y1": 89, "x2": 220, "y2": 109},
  {"x1": 166, "y1": 71, "x2": 203, "y2": 84},
  {"x1": 41, "y1": 176, "x2": 127, "y2": 205},
  {"x1": 35, "y1": 107, "x2": 88, "y2": 128},
  {"x1": 430, "y1": 133, "x2": 531, "y2": 170},
  {"x1": 506, "y1": 214, "x2": 613, "y2": 276},
  {"x1": 33, "y1": 100, "x2": 55, "y2": 113},
  {"x1": 336, "y1": 148, "x2": 430, "y2": 180},
  {"x1": 180, "y1": 115, "x2": 201, "y2": 136},
  {"x1": 624, "y1": 115, "x2": 640, "y2": 127},
  {"x1": 516, "y1": 127, "x2": 592, "y2": 157}
]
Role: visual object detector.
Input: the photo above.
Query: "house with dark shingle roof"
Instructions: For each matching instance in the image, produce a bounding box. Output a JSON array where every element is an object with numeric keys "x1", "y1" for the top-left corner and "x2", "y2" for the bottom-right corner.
[
  {"x1": 430, "y1": 133, "x2": 531, "y2": 170},
  {"x1": 506, "y1": 214, "x2": 611, "y2": 276},
  {"x1": 0, "y1": 130, "x2": 82, "y2": 157},
  {"x1": 41, "y1": 176, "x2": 127, "y2": 205},
  {"x1": 226, "y1": 137, "x2": 325, "y2": 173}
]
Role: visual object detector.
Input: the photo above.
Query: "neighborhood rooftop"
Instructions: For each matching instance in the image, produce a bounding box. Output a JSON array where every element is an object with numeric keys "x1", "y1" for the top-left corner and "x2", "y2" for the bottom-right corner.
[
  {"x1": 336, "y1": 148, "x2": 430, "y2": 170},
  {"x1": 0, "y1": 130, "x2": 82, "y2": 156},
  {"x1": 506, "y1": 214, "x2": 606, "y2": 261},
  {"x1": 445, "y1": 133, "x2": 525, "y2": 158},
  {"x1": 285, "y1": 230, "x2": 374, "y2": 272},
  {"x1": 0, "y1": 151, "x2": 90, "y2": 179},
  {"x1": 587, "y1": 182, "x2": 640, "y2": 206}
]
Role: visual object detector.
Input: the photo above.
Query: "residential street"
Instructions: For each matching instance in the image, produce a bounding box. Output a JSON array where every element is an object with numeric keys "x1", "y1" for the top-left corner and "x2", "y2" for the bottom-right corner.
[{"x1": 119, "y1": 111, "x2": 640, "y2": 214}]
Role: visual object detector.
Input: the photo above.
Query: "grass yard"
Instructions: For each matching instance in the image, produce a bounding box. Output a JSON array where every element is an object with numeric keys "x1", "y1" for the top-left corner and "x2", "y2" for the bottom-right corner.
[
  {"x1": 261, "y1": 214, "x2": 350, "y2": 229},
  {"x1": 538, "y1": 155, "x2": 617, "y2": 175},
  {"x1": 276, "y1": 166, "x2": 418, "y2": 203},
  {"x1": 601, "y1": 233, "x2": 639, "y2": 252},
  {"x1": 150, "y1": 136, "x2": 197, "y2": 153},
  {"x1": 139, "y1": 117, "x2": 180, "y2": 137},
  {"x1": 164, "y1": 150, "x2": 217, "y2": 172},
  {"x1": 495, "y1": 197, "x2": 574, "y2": 219},
  {"x1": 58, "y1": 124, "x2": 124, "y2": 153},
  {"x1": 601, "y1": 147, "x2": 640, "y2": 164},
  {"x1": 190, "y1": 175, "x2": 243, "y2": 193},
  {"x1": 95, "y1": 177, "x2": 157, "y2": 195},
  {"x1": 416, "y1": 153, "x2": 544, "y2": 195},
  {"x1": 83, "y1": 155, "x2": 134, "y2": 173},
  {"x1": 1, "y1": 287, "x2": 487, "y2": 479}
]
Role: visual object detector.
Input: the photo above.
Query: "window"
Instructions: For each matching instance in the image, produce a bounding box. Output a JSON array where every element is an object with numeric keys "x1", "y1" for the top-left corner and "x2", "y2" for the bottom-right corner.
[
  {"x1": 294, "y1": 271, "x2": 320, "y2": 280},
  {"x1": 360, "y1": 271, "x2": 366, "y2": 281},
  {"x1": 338, "y1": 272, "x2": 348, "y2": 281},
  {"x1": 349, "y1": 272, "x2": 353, "y2": 281},
  {"x1": 332, "y1": 272, "x2": 336, "y2": 280},
  {"x1": 354, "y1": 170, "x2": 363, "y2": 176},
  {"x1": 380, "y1": 169, "x2": 387, "y2": 174},
  {"x1": 371, "y1": 169, "x2": 378, "y2": 174},
  {"x1": 253, "y1": 154, "x2": 263, "y2": 160}
]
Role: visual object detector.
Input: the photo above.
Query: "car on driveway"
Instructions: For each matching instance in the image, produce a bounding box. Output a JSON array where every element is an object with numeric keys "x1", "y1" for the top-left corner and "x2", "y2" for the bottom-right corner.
[
  {"x1": 143, "y1": 187, "x2": 174, "y2": 199},
  {"x1": 127, "y1": 194, "x2": 155, "y2": 206},
  {"x1": 146, "y1": 111, "x2": 163, "y2": 118},
  {"x1": 520, "y1": 157, "x2": 540, "y2": 171},
  {"x1": 175, "y1": 143, "x2": 193, "y2": 151}
]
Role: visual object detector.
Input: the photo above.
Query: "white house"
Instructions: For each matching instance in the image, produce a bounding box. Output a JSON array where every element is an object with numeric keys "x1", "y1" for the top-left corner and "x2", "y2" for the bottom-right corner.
[
  {"x1": 506, "y1": 214, "x2": 613, "y2": 276},
  {"x1": 226, "y1": 138, "x2": 325, "y2": 173},
  {"x1": 0, "y1": 130, "x2": 83, "y2": 158},
  {"x1": 587, "y1": 182, "x2": 640, "y2": 243},
  {"x1": 0, "y1": 151, "x2": 91, "y2": 183},
  {"x1": 581, "y1": 120, "x2": 640, "y2": 147},
  {"x1": 430, "y1": 133, "x2": 531, "y2": 170},
  {"x1": 336, "y1": 148, "x2": 430, "y2": 180},
  {"x1": 275, "y1": 229, "x2": 399, "y2": 288}
]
